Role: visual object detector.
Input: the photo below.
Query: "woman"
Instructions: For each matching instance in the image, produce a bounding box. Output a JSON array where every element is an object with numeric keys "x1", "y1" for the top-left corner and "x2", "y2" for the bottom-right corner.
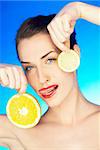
[{"x1": 0, "y1": 2, "x2": 100, "y2": 150}]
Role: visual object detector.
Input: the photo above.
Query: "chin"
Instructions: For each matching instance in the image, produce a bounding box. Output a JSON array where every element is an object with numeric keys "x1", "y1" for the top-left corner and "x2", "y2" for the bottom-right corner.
[{"x1": 46, "y1": 98, "x2": 65, "y2": 108}]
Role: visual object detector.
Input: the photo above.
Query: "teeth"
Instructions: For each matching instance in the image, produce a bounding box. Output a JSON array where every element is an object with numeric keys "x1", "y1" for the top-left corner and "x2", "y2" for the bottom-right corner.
[
  {"x1": 41, "y1": 88, "x2": 54, "y2": 94},
  {"x1": 40, "y1": 86, "x2": 57, "y2": 95}
]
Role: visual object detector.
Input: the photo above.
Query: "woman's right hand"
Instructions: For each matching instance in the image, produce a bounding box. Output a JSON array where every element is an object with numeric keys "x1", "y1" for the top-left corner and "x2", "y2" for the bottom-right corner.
[{"x1": 0, "y1": 64, "x2": 28, "y2": 93}]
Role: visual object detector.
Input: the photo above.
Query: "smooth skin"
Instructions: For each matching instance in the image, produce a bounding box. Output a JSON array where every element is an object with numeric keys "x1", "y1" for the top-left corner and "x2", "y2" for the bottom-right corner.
[{"x1": 0, "y1": 2, "x2": 100, "y2": 150}]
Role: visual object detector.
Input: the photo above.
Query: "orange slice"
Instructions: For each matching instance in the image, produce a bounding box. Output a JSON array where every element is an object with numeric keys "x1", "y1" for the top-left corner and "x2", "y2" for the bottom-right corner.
[
  {"x1": 6, "y1": 93, "x2": 41, "y2": 128},
  {"x1": 58, "y1": 50, "x2": 80, "y2": 72}
]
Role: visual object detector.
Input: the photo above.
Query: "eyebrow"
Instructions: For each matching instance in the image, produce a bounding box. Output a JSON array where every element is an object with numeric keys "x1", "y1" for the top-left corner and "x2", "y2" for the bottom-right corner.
[{"x1": 21, "y1": 51, "x2": 56, "y2": 64}]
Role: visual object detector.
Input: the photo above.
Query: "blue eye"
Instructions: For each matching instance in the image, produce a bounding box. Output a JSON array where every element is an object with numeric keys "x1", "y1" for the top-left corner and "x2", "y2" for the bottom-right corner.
[
  {"x1": 25, "y1": 66, "x2": 33, "y2": 71},
  {"x1": 47, "y1": 58, "x2": 57, "y2": 64}
]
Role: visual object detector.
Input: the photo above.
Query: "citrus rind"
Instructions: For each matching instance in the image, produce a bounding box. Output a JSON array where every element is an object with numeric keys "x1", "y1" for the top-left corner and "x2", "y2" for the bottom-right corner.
[
  {"x1": 58, "y1": 50, "x2": 80, "y2": 72},
  {"x1": 6, "y1": 93, "x2": 41, "y2": 128}
]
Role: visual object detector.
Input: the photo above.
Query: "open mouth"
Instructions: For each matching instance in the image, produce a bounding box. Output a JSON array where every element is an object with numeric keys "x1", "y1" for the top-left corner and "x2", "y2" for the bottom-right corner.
[{"x1": 38, "y1": 85, "x2": 58, "y2": 99}]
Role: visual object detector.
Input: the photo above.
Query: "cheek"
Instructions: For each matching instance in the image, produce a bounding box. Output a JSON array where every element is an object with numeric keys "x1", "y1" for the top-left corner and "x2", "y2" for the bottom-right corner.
[
  {"x1": 57, "y1": 72, "x2": 74, "y2": 89},
  {"x1": 26, "y1": 73, "x2": 37, "y2": 90},
  {"x1": 54, "y1": 66, "x2": 74, "y2": 81},
  {"x1": 25, "y1": 66, "x2": 74, "y2": 92}
]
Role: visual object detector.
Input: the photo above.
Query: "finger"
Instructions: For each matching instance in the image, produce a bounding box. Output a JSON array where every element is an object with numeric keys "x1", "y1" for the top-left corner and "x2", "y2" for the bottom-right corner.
[
  {"x1": 47, "y1": 25, "x2": 68, "y2": 52},
  {"x1": 73, "y1": 44, "x2": 80, "y2": 56},
  {"x1": 18, "y1": 67, "x2": 28, "y2": 93},
  {"x1": 55, "y1": 17, "x2": 70, "y2": 38},
  {"x1": 63, "y1": 40, "x2": 70, "y2": 49},
  {"x1": 62, "y1": 18, "x2": 76, "y2": 37},
  {"x1": 61, "y1": 14, "x2": 71, "y2": 33},
  {"x1": 50, "y1": 20, "x2": 66, "y2": 43},
  {"x1": 6, "y1": 67, "x2": 16, "y2": 89},
  {"x1": 69, "y1": 20, "x2": 76, "y2": 34},
  {"x1": 12, "y1": 66, "x2": 21, "y2": 90},
  {"x1": 0, "y1": 68, "x2": 9, "y2": 86},
  {"x1": 70, "y1": 20, "x2": 76, "y2": 28}
]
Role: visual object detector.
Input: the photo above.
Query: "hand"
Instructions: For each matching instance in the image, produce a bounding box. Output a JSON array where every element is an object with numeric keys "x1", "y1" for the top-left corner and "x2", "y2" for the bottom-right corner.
[
  {"x1": 47, "y1": 2, "x2": 80, "y2": 52},
  {"x1": 0, "y1": 64, "x2": 28, "y2": 93}
]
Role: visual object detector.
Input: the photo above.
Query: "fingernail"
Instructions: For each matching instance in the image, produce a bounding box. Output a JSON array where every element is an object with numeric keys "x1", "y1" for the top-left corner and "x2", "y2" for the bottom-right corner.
[{"x1": 19, "y1": 90, "x2": 25, "y2": 94}]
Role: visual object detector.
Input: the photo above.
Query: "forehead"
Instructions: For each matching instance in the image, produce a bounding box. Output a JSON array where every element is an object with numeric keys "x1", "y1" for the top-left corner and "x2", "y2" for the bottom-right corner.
[{"x1": 18, "y1": 33, "x2": 58, "y2": 61}]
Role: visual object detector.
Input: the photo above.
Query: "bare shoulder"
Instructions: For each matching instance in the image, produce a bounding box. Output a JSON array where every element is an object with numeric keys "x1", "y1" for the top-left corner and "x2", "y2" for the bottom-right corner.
[
  {"x1": 91, "y1": 103, "x2": 100, "y2": 115},
  {"x1": 0, "y1": 115, "x2": 16, "y2": 138},
  {"x1": 80, "y1": 99, "x2": 100, "y2": 127},
  {"x1": 91, "y1": 105, "x2": 100, "y2": 121},
  {"x1": 0, "y1": 114, "x2": 39, "y2": 136},
  {"x1": 0, "y1": 115, "x2": 25, "y2": 149},
  {"x1": 85, "y1": 102, "x2": 100, "y2": 124},
  {"x1": 0, "y1": 114, "x2": 11, "y2": 126},
  {"x1": 0, "y1": 115, "x2": 14, "y2": 148}
]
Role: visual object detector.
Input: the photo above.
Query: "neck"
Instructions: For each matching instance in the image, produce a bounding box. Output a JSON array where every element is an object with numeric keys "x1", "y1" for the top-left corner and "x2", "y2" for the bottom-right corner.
[
  {"x1": 48, "y1": 80, "x2": 80, "y2": 126},
  {"x1": 41, "y1": 79, "x2": 90, "y2": 127}
]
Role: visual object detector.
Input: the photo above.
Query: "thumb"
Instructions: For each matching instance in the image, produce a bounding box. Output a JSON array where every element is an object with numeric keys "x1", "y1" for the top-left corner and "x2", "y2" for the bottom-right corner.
[{"x1": 61, "y1": 14, "x2": 76, "y2": 36}]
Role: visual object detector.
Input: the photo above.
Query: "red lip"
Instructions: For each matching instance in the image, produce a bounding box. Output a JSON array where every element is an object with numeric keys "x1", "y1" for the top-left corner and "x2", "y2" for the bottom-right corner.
[
  {"x1": 38, "y1": 84, "x2": 58, "y2": 99},
  {"x1": 39, "y1": 85, "x2": 58, "y2": 92}
]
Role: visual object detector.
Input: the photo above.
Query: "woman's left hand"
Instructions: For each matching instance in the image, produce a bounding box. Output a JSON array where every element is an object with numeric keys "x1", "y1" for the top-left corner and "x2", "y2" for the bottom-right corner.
[{"x1": 47, "y1": 2, "x2": 80, "y2": 52}]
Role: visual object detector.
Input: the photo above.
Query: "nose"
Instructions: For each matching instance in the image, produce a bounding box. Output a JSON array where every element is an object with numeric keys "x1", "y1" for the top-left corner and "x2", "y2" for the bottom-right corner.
[{"x1": 37, "y1": 67, "x2": 49, "y2": 84}]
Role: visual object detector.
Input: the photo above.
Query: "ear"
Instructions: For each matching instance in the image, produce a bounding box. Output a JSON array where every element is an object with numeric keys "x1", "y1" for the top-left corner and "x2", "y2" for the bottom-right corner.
[{"x1": 73, "y1": 44, "x2": 80, "y2": 57}]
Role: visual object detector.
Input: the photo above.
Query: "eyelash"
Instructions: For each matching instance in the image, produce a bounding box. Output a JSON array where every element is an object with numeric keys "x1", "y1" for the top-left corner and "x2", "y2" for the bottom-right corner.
[
  {"x1": 46, "y1": 58, "x2": 57, "y2": 64},
  {"x1": 24, "y1": 58, "x2": 57, "y2": 72},
  {"x1": 24, "y1": 66, "x2": 34, "y2": 72}
]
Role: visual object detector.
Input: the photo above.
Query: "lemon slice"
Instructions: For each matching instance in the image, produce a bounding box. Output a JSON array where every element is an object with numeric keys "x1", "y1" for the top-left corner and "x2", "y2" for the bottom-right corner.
[
  {"x1": 6, "y1": 93, "x2": 41, "y2": 128},
  {"x1": 58, "y1": 50, "x2": 80, "y2": 72}
]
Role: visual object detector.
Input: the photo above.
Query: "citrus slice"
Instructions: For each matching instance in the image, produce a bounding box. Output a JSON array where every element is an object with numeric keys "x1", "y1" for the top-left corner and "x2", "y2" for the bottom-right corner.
[
  {"x1": 6, "y1": 93, "x2": 41, "y2": 128},
  {"x1": 58, "y1": 50, "x2": 80, "y2": 72}
]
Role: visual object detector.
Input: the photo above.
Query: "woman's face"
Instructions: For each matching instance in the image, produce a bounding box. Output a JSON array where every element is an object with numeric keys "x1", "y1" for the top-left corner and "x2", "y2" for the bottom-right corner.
[{"x1": 18, "y1": 33, "x2": 75, "y2": 107}]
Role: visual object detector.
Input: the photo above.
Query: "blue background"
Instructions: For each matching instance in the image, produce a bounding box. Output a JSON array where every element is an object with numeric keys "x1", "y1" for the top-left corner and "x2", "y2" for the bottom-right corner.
[
  {"x1": 0, "y1": 146, "x2": 9, "y2": 150},
  {"x1": 0, "y1": 0, "x2": 100, "y2": 115}
]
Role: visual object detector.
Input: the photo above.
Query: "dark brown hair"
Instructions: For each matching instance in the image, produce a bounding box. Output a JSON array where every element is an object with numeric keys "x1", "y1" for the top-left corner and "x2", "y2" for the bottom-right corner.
[{"x1": 16, "y1": 14, "x2": 77, "y2": 59}]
